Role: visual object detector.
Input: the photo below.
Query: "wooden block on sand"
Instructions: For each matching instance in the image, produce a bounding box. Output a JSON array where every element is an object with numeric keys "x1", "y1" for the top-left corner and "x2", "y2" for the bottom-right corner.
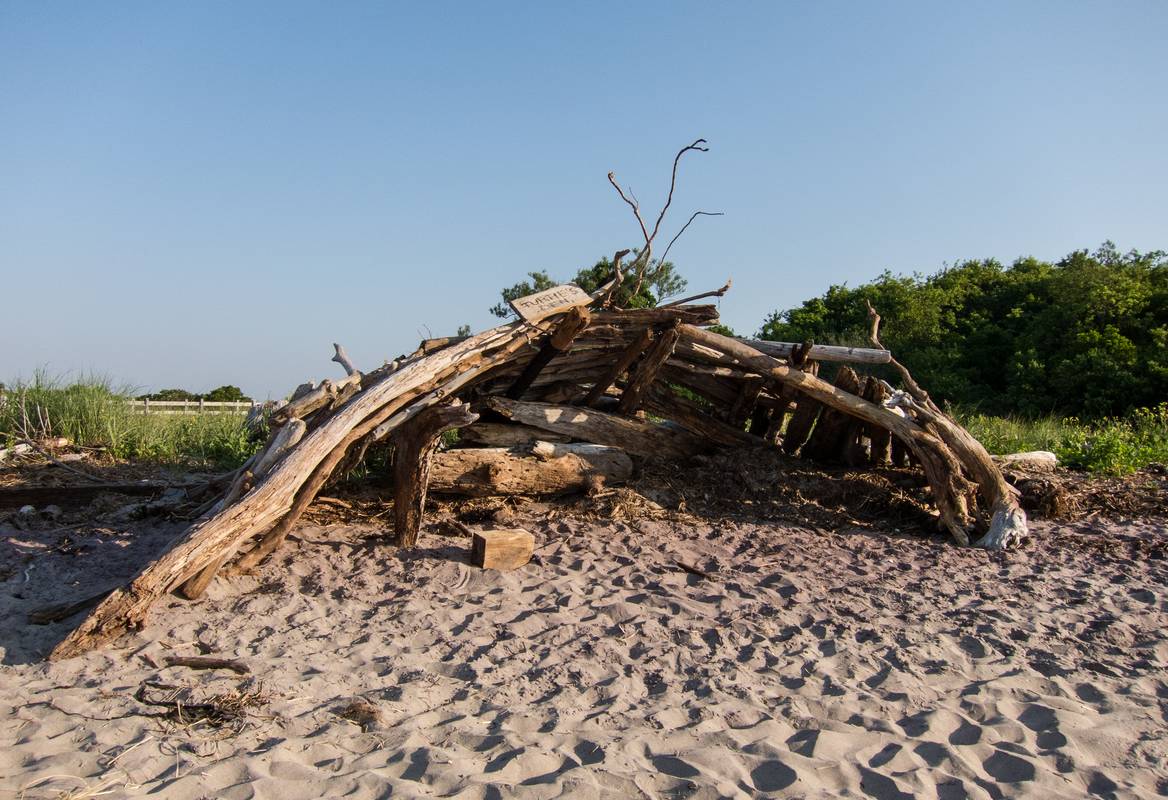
[{"x1": 471, "y1": 528, "x2": 535, "y2": 570}]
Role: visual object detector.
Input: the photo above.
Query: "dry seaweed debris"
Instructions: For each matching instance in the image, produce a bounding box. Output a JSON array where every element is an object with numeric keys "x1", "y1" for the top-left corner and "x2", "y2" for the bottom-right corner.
[
  {"x1": 134, "y1": 680, "x2": 272, "y2": 736},
  {"x1": 337, "y1": 697, "x2": 385, "y2": 731}
]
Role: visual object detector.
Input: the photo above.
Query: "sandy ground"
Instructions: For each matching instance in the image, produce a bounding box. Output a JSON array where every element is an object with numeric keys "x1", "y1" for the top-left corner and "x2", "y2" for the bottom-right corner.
[{"x1": 1, "y1": 508, "x2": 1166, "y2": 799}]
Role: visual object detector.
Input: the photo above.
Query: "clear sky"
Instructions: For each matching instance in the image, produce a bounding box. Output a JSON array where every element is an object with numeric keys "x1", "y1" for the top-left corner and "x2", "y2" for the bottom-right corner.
[{"x1": 3, "y1": 2, "x2": 1165, "y2": 399}]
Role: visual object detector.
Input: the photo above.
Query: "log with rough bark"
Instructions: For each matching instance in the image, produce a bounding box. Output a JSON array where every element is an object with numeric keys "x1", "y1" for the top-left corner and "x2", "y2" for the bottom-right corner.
[
  {"x1": 429, "y1": 442, "x2": 634, "y2": 496},
  {"x1": 460, "y1": 422, "x2": 570, "y2": 447},
  {"x1": 392, "y1": 402, "x2": 479, "y2": 548},
  {"x1": 740, "y1": 339, "x2": 891, "y2": 365},
  {"x1": 781, "y1": 394, "x2": 821, "y2": 456},
  {"x1": 862, "y1": 376, "x2": 892, "y2": 465},
  {"x1": 644, "y1": 383, "x2": 759, "y2": 448},
  {"x1": 486, "y1": 397, "x2": 706, "y2": 460}
]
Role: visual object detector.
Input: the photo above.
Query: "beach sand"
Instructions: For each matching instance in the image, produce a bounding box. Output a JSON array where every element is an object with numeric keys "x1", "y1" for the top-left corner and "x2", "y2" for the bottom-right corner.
[{"x1": 2, "y1": 510, "x2": 1166, "y2": 798}]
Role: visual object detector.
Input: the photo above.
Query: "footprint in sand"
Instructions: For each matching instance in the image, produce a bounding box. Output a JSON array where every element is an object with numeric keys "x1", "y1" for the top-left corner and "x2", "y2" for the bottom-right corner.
[
  {"x1": 948, "y1": 717, "x2": 982, "y2": 746},
  {"x1": 750, "y1": 759, "x2": 797, "y2": 792},
  {"x1": 982, "y1": 746, "x2": 1036, "y2": 783},
  {"x1": 650, "y1": 754, "x2": 700, "y2": 779}
]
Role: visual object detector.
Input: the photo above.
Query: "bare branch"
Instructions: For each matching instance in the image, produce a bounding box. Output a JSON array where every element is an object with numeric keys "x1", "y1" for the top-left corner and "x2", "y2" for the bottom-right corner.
[
  {"x1": 332, "y1": 343, "x2": 360, "y2": 376},
  {"x1": 662, "y1": 278, "x2": 732, "y2": 307},
  {"x1": 607, "y1": 171, "x2": 650, "y2": 248},
  {"x1": 865, "y1": 300, "x2": 934, "y2": 408},
  {"x1": 596, "y1": 248, "x2": 631, "y2": 307},
  {"x1": 659, "y1": 210, "x2": 724, "y2": 267},
  {"x1": 607, "y1": 140, "x2": 712, "y2": 305},
  {"x1": 649, "y1": 139, "x2": 709, "y2": 244}
]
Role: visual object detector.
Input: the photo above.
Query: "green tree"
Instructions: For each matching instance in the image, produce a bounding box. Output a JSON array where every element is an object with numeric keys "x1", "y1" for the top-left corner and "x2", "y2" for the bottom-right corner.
[
  {"x1": 203, "y1": 385, "x2": 250, "y2": 403},
  {"x1": 759, "y1": 243, "x2": 1167, "y2": 417},
  {"x1": 139, "y1": 388, "x2": 198, "y2": 401},
  {"x1": 489, "y1": 254, "x2": 688, "y2": 318}
]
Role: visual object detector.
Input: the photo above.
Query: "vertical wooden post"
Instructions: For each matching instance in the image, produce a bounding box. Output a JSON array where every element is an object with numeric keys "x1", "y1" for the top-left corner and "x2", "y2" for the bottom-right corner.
[
  {"x1": 618, "y1": 321, "x2": 680, "y2": 415},
  {"x1": 391, "y1": 403, "x2": 479, "y2": 548}
]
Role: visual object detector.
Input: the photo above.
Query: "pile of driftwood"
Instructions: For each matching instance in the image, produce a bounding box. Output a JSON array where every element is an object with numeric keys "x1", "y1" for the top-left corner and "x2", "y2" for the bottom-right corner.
[{"x1": 50, "y1": 286, "x2": 1027, "y2": 660}]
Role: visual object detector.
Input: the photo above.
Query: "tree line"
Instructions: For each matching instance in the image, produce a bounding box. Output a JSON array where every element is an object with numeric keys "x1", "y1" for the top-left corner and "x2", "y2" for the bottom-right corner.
[
  {"x1": 492, "y1": 242, "x2": 1166, "y2": 418},
  {"x1": 138, "y1": 385, "x2": 251, "y2": 403}
]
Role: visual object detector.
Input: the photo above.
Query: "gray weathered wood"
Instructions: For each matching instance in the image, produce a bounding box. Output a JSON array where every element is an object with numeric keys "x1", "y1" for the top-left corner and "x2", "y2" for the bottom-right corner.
[{"x1": 487, "y1": 397, "x2": 706, "y2": 460}]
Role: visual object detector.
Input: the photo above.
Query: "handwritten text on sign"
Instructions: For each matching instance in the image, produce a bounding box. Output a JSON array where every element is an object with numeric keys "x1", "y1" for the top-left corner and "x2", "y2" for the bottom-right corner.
[{"x1": 509, "y1": 284, "x2": 592, "y2": 323}]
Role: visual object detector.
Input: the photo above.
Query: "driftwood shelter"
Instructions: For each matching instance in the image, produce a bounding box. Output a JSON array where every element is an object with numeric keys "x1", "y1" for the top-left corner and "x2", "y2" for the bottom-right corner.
[
  {"x1": 48, "y1": 141, "x2": 1028, "y2": 661},
  {"x1": 50, "y1": 288, "x2": 1027, "y2": 661}
]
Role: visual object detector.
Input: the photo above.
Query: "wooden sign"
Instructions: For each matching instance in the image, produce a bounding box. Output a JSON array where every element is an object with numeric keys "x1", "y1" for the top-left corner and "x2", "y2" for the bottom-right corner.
[{"x1": 509, "y1": 284, "x2": 592, "y2": 323}]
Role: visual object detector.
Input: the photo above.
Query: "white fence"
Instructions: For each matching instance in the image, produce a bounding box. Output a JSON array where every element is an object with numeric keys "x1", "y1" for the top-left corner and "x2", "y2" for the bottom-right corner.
[{"x1": 128, "y1": 399, "x2": 257, "y2": 415}]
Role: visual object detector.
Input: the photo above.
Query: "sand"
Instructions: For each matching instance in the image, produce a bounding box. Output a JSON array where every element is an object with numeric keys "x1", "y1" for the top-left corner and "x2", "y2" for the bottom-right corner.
[{"x1": 2, "y1": 509, "x2": 1166, "y2": 799}]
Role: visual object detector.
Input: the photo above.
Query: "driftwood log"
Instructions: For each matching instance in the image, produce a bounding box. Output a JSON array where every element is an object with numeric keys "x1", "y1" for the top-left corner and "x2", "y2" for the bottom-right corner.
[{"x1": 429, "y1": 442, "x2": 634, "y2": 496}]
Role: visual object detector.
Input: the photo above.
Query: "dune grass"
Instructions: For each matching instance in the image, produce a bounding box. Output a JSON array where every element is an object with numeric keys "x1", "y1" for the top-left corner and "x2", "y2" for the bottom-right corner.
[
  {"x1": 957, "y1": 404, "x2": 1168, "y2": 476},
  {"x1": 0, "y1": 372, "x2": 259, "y2": 470}
]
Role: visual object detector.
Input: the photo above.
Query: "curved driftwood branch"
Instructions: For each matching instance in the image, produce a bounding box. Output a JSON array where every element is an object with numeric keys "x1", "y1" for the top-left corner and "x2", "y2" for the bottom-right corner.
[{"x1": 332, "y1": 343, "x2": 360, "y2": 376}]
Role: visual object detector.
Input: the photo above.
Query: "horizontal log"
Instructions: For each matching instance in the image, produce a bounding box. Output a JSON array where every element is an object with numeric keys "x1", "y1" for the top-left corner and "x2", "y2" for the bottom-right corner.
[
  {"x1": 590, "y1": 304, "x2": 718, "y2": 327},
  {"x1": 459, "y1": 422, "x2": 570, "y2": 447},
  {"x1": 429, "y1": 443, "x2": 633, "y2": 497},
  {"x1": 0, "y1": 482, "x2": 200, "y2": 509},
  {"x1": 739, "y1": 338, "x2": 891, "y2": 365},
  {"x1": 486, "y1": 397, "x2": 706, "y2": 460}
]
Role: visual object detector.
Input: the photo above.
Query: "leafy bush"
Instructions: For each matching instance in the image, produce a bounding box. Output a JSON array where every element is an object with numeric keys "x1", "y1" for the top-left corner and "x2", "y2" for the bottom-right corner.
[
  {"x1": 760, "y1": 242, "x2": 1167, "y2": 418},
  {"x1": 490, "y1": 254, "x2": 687, "y2": 318}
]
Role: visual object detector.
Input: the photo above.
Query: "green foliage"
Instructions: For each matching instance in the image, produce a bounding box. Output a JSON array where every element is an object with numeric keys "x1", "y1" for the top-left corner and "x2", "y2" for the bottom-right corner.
[
  {"x1": 707, "y1": 323, "x2": 736, "y2": 337},
  {"x1": 489, "y1": 254, "x2": 688, "y2": 317},
  {"x1": 1, "y1": 372, "x2": 258, "y2": 469},
  {"x1": 139, "y1": 385, "x2": 252, "y2": 403},
  {"x1": 958, "y1": 404, "x2": 1168, "y2": 476},
  {"x1": 489, "y1": 271, "x2": 557, "y2": 318},
  {"x1": 203, "y1": 385, "x2": 249, "y2": 402},
  {"x1": 760, "y1": 242, "x2": 1167, "y2": 417},
  {"x1": 140, "y1": 388, "x2": 198, "y2": 401},
  {"x1": 456, "y1": 324, "x2": 472, "y2": 337}
]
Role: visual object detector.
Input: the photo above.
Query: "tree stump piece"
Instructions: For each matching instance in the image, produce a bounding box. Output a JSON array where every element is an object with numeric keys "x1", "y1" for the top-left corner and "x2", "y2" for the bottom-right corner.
[{"x1": 471, "y1": 528, "x2": 535, "y2": 570}]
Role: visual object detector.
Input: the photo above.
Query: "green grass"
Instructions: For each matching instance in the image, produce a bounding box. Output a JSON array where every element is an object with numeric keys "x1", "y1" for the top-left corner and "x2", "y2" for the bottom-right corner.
[
  {"x1": 957, "y1": 403, "x2": 1168, "y2": 476},
  {"x1": 1, "y1": 372, "x2": 260, "y2": 470}
]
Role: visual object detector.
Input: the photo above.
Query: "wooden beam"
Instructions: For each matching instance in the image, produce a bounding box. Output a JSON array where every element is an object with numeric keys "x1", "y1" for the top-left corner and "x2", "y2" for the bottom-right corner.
[
  {"x1": 582, "y1": 326, "x2": 653, "y2": 407},
  {"x1": 801, "y1": 366, "x2": 863, "y2": 463},
  {"x1": 618, "y1": 322, "x2": 681, "y2": 415},
  {"x1": 739, "y1": 338, "x2": 891, "y2": 365}
]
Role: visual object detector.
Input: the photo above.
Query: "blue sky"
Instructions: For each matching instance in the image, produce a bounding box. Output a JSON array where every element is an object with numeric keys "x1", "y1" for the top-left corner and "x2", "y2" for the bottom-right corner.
[{"x1": 3, "y1": 2, "x2": 1165, "y2": 398}]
